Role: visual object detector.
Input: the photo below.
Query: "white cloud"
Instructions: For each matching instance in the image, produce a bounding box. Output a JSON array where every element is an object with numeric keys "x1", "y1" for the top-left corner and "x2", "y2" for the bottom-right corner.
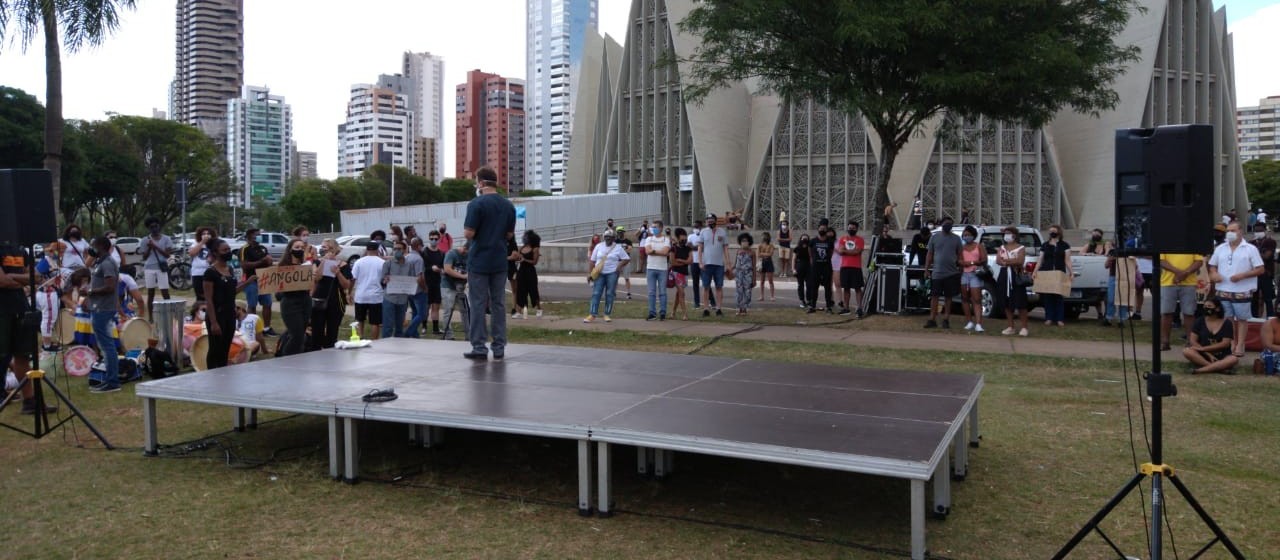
[{"x1": 1228, "y1": 3, "x2": 1280, "y2": 106}]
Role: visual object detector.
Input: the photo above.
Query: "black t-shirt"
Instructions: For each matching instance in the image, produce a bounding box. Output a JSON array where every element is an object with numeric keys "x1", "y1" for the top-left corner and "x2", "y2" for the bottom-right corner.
[
  {"x1": 909, "y1": 233, "x2": 931, "y2": 265},
  {"x1": 423, "y1": 249, "x2": 445, "y2": 287},
  {"x1": 240, "y1": 244, "x2": 270, "y2": 276},
  {"x1": 203, "y1": 266, "x2": 238, "y2": 326},
  {"x1": 506, "y1": 238, "x2": 519, "y2": 276},
  {"x1": 672, "y1": 243, "x2": 691, "y2": 275},
  {"x1": 1252, "y1": 237, "x2": 1277, "y2": 277},
  {"x1": 811, "y1": 235, "x2": 835, "y2": 264},
  {"x1": 1040, "y1": 240, "x2": 1070, "y2": 272},
  {"x1": 1192, "y1": 317, "x2": 1233, "y2": 358},
  {"x1": 793, "y1": 244, "x2": 811, "y2": 272},
  {"x1": 1, "y1": 244, "x2": 29, "y2": 314}
]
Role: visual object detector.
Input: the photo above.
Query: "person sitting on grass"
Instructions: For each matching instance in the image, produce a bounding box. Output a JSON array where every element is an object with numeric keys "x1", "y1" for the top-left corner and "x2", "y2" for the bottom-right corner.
[
  {"x1": 1182, "y1": 298, "x2": 1238, "y2": 374},
  {"x1": 1253, "y1": 312, "x2": 1280, "y2": 375}
]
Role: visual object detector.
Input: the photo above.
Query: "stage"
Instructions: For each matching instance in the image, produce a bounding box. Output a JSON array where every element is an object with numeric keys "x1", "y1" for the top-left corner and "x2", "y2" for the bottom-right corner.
[{"x1": 136, "y1": 338, "x2": 982, "y2": 559}]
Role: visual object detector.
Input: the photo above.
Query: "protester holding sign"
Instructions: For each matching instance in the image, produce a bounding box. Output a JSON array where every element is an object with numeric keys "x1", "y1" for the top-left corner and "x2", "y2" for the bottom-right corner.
[
  {"x1": 275, "y1": 239, "x2": 315, "y2": 356},
  {"x1": 381, "y1": 239, "x2": 422, "y2": 338}
]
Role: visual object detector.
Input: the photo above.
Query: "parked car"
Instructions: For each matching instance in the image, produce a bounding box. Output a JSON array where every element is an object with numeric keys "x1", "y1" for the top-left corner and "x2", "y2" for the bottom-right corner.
[
  {"x1": 114, "y1": 237, "x2": 143, "y2": 266},
  {"x1": 226, "y1": 231, "x2": 291, "y2": 259},
  {"x1": 332, "y1": 235, "x2": 392, "y2": 265}
]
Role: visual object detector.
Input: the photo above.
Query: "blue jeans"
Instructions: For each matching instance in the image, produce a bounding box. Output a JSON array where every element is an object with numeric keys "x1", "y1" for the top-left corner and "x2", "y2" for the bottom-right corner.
[
  {"x1": 91, "y1": 310, "x2": 119, "y2": 388},
  {"x1": 405, "y1": 292, "x2": 428, "y2": 337},
  {"x1": 381, "y1": 300, "x2": 409, "y2": 338},
  {"x1": 242, "y1": 281, "x2": 272, "y2": 313},
  {"x1": 1106, "y1": 277, "x2": 1130, "y2": 321},
  {"x1": 1042, "y1": 294, "x2": 1065, "y2": 323},
  {"x1": 691, "y1": 262, "x2": 703, "y2": 308},
  {"x1": 590, "y1": 272, "x2": 619, "y2": 316},
  {"x1": 646, "y1": 269, "x2": 668, "y2": 316},
  {"x1": 467, "y1": 271, "x2": 508, "y2": 354}
]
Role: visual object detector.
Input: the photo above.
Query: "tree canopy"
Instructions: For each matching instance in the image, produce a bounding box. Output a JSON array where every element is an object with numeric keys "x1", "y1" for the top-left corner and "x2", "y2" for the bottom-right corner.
[
  {"x1": 1245, "y1": 159, "x2": 1280, "y2": 215},
  {"x1": 678, "y1": 0, "x2": 1142, "y2": 230}
]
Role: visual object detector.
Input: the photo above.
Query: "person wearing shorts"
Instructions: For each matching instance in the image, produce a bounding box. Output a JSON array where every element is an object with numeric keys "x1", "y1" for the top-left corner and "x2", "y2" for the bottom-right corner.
[
  {"x1": 924, "y1": 217, "x2": 963, "y2": 328},
  {"x1": 238, "y1": 229, "x2": 276, "y2": 335},
  {"x1": 350, "y1": 242, "x2": 386, "y2": 340},
  {"x1": 139, "y1": 217, "x2": 172, "y2": 320},
  {"x1": 835, "y1": 220, "x2": 865, "y2": 317},
  {"x1": 958, "y1": 225, "x2": 988, "y2": 332},
  {"x1": 1158, "y1": 252, "x2": 1203, "y2": 351},
  {"x1": 1208, "y1": 222, "x2": 1264, "y2": 356}
]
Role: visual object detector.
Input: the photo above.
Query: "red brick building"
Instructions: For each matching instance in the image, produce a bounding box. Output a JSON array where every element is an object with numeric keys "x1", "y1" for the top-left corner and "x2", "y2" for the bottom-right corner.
[{"x1": 456, "y1": 70, "x2": 526, "y2": 191}]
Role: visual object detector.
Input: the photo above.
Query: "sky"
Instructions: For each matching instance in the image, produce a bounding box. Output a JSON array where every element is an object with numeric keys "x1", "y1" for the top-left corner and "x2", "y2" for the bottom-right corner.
[{"x1": 0, "y1": 0, "x2": 1276, "y2": 181}]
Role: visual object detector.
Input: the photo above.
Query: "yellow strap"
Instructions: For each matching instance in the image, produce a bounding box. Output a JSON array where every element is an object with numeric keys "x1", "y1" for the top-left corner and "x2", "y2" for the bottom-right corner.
[
  {"x1": 1140, "y1": 463, "x2": 1175, "y2": 477},
  {"x1": 27, "y1": 369, "x2": 45, "y2": 379}
]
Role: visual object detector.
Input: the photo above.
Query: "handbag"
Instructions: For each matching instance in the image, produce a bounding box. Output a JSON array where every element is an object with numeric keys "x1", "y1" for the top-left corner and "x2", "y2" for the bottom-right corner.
[
  {"x1": 148, "y1": 241, "x2": 170, "y2": 273},
  {"x1": 312, "y1": 268, "x2": 337, "y2": 311},
  {"x1": 665, "y1": 269, "x2": 677, "y2": 289}
]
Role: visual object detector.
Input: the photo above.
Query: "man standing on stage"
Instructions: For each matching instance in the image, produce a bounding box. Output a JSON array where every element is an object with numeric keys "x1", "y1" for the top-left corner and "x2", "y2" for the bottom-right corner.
[{"x1": 463, "y1": 167, "x2": 516, "y2": 360}]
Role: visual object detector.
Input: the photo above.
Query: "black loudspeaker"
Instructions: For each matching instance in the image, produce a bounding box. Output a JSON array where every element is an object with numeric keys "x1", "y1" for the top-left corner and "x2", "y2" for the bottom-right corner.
[
  {"x1": 1115, "y1": 125, "x2": 1214, "y2": 255},
  {"x1": 0, "y1": 169, "x2": 56, "y2": 248}
]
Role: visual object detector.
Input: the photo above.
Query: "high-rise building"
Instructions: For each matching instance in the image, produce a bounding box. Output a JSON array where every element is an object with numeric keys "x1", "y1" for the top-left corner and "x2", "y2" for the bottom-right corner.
[
  {"x1": 172, "y1": 0, "x2": 244, "y2": 139},
  {"x1": 1238, "y1": 96, "x2": 1280, "y2": 161},
  {"x1": 337, "y1": 84, "x2": 415, "y2": 178},
  {"x1": 456, "y1": 70, "x2": 526, "y2": 191},
  {"x1": 226, "y1": 85, "x2": 292, "y2": 207},
  {"x1": 295, "y1": 151, "x2": 318, "y2": 180},
  {"x1": 526, "y1": 0, "x2": 598, "y2": 194},
  {"x1": 392, "y1": 52, "x2": 446, "y2": 181},
  {"x1": 571, "y1": 0, "x2": 1247, "y2": 230},
  {"x1": 413, "y1": 137, "x2": 437, "y2": 184}
]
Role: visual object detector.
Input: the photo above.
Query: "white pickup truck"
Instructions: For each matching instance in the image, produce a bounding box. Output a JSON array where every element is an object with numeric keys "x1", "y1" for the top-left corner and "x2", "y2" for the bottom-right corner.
[{"x1": 910, "y1": 225, "x2": 1109, "y2": 319}]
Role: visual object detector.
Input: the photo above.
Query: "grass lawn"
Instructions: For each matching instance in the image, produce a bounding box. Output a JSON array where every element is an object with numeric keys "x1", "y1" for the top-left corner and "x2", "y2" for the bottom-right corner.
[{"x1": 2, "y1": 320, "x2": 1276, "y2": 558}]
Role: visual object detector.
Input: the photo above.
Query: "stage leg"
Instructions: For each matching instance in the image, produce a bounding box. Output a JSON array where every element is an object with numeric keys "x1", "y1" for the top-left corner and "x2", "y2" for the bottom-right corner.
[
  {"x1": 233, "y1": 407, "x2": 246, "y2": 432},
  {"x1": 329, "y1": 416, "x2": 344, "y2": 480},
  {"x1": 933, "y1": 452, "x2": 951, "y2": 518},
  {"x1": 636, "y1": 446, "x2": 652, "y2": 476},
  {"x1": 597, "y1": 442, "x2": 613, "y2": 518},
  {"x1": 968, "y1": 405, "x2": 980, "y2": 447},
  {"x1": 655, "y1": 448, "x2": 674, "y2": 478},
  {"x1": 577, "y1": 440, "x2": 593, "y2": 516},
  {"x1": 911, "y1": 479, "x2": 926, "y2": 560},
  {"x1": 247, "y1": 408, "x2": 258, "y2": 429},
  {"x1": 343, "y1": 417, "x2": 359, "y2": 484},
  {"x1": 952, "y1": 429, "x2": 968, "y2": 480},
  {"x1": 408, "y1": 424, "x2": 422, "y2": 446},
  {"x1": 142, "y1": 397, "x2": 158, "y2": 456},
  {"x1": 429, "y1": 426, "x2": 445, "y2": 446}
]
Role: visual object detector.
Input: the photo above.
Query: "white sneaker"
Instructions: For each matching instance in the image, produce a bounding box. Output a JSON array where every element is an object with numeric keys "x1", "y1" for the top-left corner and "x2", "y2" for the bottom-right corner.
[
  {"x1": 511, "y1": 310, "x2": 521, "y2": 319},
  {"x1": 1001, "y1": 327, "x2": 1015, "y2": 336},
  {"x1": 1019, "y1": 328, "x2": 1029, "y2": 337},
  {"x1": 536, "y1": 309, "x2": 543, "y2": 318},
  {"x1": 974, "y1": 324, "x2": 985, "y2": 333},
  {"x1": 963, "y1": 321, "x2": 975, "y2": 331},
  {"x1": 522, "y1": 310, "x2": 528, "y2": 320}
]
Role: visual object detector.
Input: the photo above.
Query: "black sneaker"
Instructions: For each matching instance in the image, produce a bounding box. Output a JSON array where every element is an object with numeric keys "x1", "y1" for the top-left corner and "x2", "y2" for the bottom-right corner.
[
  {"x1": 855, "y1": 309, "x2": 865, "y2": 319},
  {"x1": 715, "y1": 309, "x2": 723, "y2": 317},
  {"x1": 463, "y1": 350, "x2": 489, "y2": 360},
  {"x1": 806, "y1": 307, "x2": 816, "y2": 314},
  {"x1": 492, "y1": 353, "x2": 504, "y2": 361},
  {"x1": 838, "y1": 308, "x2": 851, "y2": 316},
  {"x1": 924, "y1": 320, "x2": 938, "y2": 329},
  {"x1": 646, "y1": 313, "x2": 657, "y2": 321},
  {"x1": 942, "y1": 319, "x2": 951, "y2": 329},
  {"x1": 703, "y1": 309, "x2": 710, "y2": 318},
  {"x1": 1131, "y1": 313, "x2": 1142, "y2": 321},
  {"x1": 89, "y1": 384, "x2": 121, "y2": 394},
  {"x1": 825, "y1": 307, "x2": 834, "y2": 314},
  {"x1": 659, "y1": 313, "x2": 666, "y2": 321}
]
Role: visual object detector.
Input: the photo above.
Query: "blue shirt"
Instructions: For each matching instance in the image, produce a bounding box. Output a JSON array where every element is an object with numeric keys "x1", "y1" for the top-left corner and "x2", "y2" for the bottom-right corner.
[{"x1": 463, "y1": 193, "x2": 516, "y2": 274}]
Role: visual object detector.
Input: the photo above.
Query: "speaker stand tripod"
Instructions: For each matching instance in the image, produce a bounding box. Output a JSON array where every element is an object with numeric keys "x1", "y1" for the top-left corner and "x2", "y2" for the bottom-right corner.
[
  {"x1": 0, "y1": 245, "x2": 112, "y2": 448},
  {"x1": 1052, "y1": 250, "x2": 1241, "y2": 559}
]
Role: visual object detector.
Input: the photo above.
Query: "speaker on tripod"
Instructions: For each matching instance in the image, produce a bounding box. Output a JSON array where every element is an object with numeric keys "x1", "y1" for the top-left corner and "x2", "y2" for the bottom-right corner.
[{"x1": 0, "y1": 169, "x2": 58, "y2": 248}]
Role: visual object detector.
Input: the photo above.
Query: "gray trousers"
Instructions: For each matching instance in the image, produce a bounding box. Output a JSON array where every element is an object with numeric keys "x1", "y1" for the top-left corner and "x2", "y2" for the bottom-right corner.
[{"x1": 467, "y1": 270, "x2": 507, "y2": 354}]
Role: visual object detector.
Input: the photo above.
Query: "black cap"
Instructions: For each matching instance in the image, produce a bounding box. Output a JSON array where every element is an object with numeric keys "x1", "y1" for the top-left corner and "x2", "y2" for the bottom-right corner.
[
  {"x1": 366, "y1": 241, "x2": 381, "y2": 251},
  {"x1": 818, "y1": 218, "x2": 830, "y2": 226}
]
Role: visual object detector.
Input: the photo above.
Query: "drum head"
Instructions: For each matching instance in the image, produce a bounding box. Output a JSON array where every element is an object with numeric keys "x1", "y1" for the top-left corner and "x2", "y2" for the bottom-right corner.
[
  {"x1": 229, "y1": 338, "x2": 248, "y2": 365},
  {"x1": 62, "y1": 345, "x2": 97, "y2": 377},
  {"x1": 190, "y1": 335, "x2": 209, "y2": 371},
  {"x1": 58, "y1": 308, "x2": 76, "y2": 345},
  {"x1": 120, "y1": 318, "x2": 151, "y2": 352}
]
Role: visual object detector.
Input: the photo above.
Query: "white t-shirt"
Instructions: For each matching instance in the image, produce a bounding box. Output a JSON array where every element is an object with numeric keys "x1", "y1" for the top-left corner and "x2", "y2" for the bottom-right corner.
[
  {"x1": 642, "y1": 235, "x2": 671, "y2": 271},
  {"x1": 120, "y1": 273, "x2": 138, "y2": 292},
  {"x1": 590, "y1": 243, "x2": 629, "y2": 275},
  {"x1": 687, "y1": 230, "x2": 702, "y2": 263},
  {"x1": 190, "y1": 243, "x2": 212, "y2": 278},
  {"x1": 1208, "y1": 241, "x2": 1264, "y2": 293},
  {"x1": 1258, "y1": 211, "x2": 1269, "y2": 225},
  {"x1": 238, "y1": 313, "x2": 260, "y2": 344},
  {"x1": 62, "y1": 239, "x2": 90, "y2": 269},
  {"x1": 351, "y1": 255, "x2": 387, "y2": 304}
]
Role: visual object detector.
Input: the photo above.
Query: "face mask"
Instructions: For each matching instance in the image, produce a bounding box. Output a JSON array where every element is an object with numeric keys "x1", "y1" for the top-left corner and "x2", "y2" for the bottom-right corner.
[
  {"x1": 847, "y1": 229, "x2": 856, "y2": 235},
  {"x1": 393, "y1": 250, "x2": 405, "y2": 261},
  {"x1": 651, "y1": 227, "x2": 660, "y2": 235},
  {"x1": 1225, "y1": 232, "x2": 1239, "y2": 243},
  {"x1": 605, "y1": 238, "x2": 615, "y2": 246},
  {"x1": 926, "y1": 224, "x2": 935, "y2": 230},
  {"x1": 962, "y1": 235, "x2": 974, "y2": 243},
  {"x1": 70, "y1": 230, "x2": 81, "y2": 239},
  {"x1": 1255, "y1": 232, "x2": 1266, "y2": 240},
  {"x1": 1091, "y1": 235, "x2": 1102, "y2": 242},
  {"x1": 219, "y1": 252, "x2": 233, "y2": 262},
  {"x1": 197, "y1": 310, "x2": 206, "y2": 321},
  {"x1": 475, "y1": 188, "x2": 483, "y2": 197},
  {"x1": 438, "y1": 226, "x2": 446, "y2": 233},
  {"x1": 109, "y1": 238, "x2": 117, "y2": 246},
  {"x1": 291, "y1": 249, "x2": 304, "y2": 259},
  {"x1": 1004, "y1": 234, "x2": 1015, "y2": 243},
  {"x1": 781, "y1": 226, "x2": 788, "y2": 231},
  {"x1": 149, "y1": 226, "x2": 160, "y2": 234},
  {"x1": 429, "y1": 239, "x2": 439, "y2": 247}
]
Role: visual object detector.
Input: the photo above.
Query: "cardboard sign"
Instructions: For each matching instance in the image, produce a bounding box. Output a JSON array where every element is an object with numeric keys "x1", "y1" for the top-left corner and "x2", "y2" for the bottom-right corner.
[
  {"x1": 385, "y1": 275, "x2": 418, "y2": 296},
  {"x1": 1113, "y1": 257, "x2": 1139, "y2": 308},
  {"x1": 255, "y1": 265, "x2": 314, "y2": 294},
  {"x1": 1032, "y1": 269, "x2": 1071, "y2": 296}
]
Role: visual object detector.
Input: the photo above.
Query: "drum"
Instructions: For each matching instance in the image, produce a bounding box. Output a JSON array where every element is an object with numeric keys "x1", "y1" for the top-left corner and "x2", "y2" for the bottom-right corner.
[
  {"x1": 229, "y1": 337, "x2": 248, "y2": 365},
  {"x1": 119, "y1": 318, "x2": 152, "y2": 352},
  {"x1": 58, "y1": 308, "x2": 76, "y2": 345},
  {"x1": 62, "y1": 345, "x2": 97, "y2": 377}
]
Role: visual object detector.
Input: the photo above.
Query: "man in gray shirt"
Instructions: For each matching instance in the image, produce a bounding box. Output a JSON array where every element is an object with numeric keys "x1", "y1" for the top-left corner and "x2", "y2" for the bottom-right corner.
[
  {"x1": 86, "y1": 236, "x2": 121, "y2": 392},
  {"x1": 924, "y1": 217, "x2": 964, "y2": 329},
  {"x1": 698, "y1": 214, "x2": 730, "y2": 317},
  {"x1": 139, "y1": 216, "x2": 173, "y2": 320},
  {"x1": 381, "y1": 239, "x2": 423, "y2": 338}
]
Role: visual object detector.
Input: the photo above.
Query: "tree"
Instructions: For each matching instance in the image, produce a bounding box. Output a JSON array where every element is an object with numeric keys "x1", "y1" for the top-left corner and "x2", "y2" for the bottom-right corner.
[
  {"x1": 677, "y1": 0, "x2": 1141, "y2": 232},
  {"x1": 517, "y1": 189, "x2": 553, "y2": 197},
  {"x1": 1245, "y1": 159, "x2": 1280, "y2": 215},
  {"x1": 281, "y1": 184, "x2": 337, "y2": 231},
  {"x1": 67, "y1": 118, "x2": 140, "y2": 227},
  {"x1": 439, "y1": 178, "x2": 477, "y2": 202},
  {"x1": 0, "y1": 86, "x2": 44, "y2": 168},
  {"x1": 0, "y1": 0, "x2": 138, "y2": 217},
  {"x1": 109, "y1": 115, "x2": 231, "y2": 232}
]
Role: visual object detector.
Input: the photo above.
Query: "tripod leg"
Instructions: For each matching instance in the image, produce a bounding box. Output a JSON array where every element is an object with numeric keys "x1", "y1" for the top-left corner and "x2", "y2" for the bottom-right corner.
[
  {"x1": 1167, "y1": 475, "x2": 1247, "y2": 559},
  {"x1": 1052, "y1": 473, "x2": 1145, "y2": 560},
  {"x1": 40, "y1": 377, "x2": 113, "y2": 449}
]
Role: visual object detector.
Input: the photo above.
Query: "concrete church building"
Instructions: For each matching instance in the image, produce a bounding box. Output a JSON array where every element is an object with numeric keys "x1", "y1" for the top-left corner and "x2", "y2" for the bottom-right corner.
[{"x1": 567, "y1": 0, "x2": 1247, "y2": 232}]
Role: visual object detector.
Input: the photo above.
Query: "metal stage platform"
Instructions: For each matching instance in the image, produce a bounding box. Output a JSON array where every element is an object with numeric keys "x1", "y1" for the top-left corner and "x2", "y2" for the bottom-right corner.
[{"x1": 137, "y1": 338, "x2": 982, "y2": 559}]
